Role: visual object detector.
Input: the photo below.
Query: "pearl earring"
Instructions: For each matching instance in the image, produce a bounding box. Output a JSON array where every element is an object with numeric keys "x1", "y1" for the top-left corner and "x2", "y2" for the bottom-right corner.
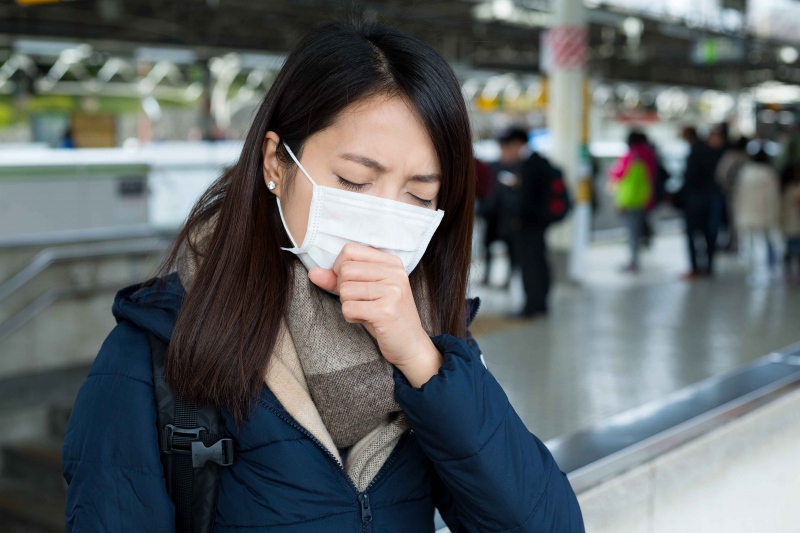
[{"x1": 267, "y1": 181, "x2": 277, "y2": 191}]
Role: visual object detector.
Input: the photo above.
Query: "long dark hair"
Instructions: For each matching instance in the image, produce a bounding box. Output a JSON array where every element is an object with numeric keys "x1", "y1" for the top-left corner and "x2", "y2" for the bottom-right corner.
[{"x1": 150, "y1": 19, "x2": 475, "y2": 426}]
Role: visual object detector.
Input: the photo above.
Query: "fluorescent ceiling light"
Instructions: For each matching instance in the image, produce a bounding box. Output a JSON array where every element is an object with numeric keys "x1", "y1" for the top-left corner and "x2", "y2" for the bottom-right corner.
[
  {"x1": 135, "y1": 47, "x2": 197, "y2": 65},
  {"x1": 492, "y1": 0, "x2": 514, "y2": 19},
  {"x1": 752, "y1": 82, "x2": 800, "y2": 104},
  {"x1": 473, "y1": 0, "x2": 551, "y2": 28},
  {"x1": 779, "y1": 46, "x2": 799, "y2": 64},
  {"x1": 13, "y1": 39, "x2": 80, "y2": 57}
]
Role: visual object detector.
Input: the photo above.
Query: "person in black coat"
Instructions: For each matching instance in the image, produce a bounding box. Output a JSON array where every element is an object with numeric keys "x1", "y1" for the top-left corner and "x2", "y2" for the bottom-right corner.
[
  {"x1": 488, "y1": 127, "x2": 556, "y2": 318},
  {"x1": 677, "y1": 126, "x2": 726, "y2": 278},
  {"x1": 486, "y1": 127, "x2": 530, "y2": 289}
]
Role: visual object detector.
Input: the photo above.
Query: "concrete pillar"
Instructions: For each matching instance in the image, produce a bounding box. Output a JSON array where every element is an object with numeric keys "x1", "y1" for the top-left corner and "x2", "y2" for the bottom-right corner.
[{"x1": 546, "y1": 0, "x2": 591, "y2": 283}]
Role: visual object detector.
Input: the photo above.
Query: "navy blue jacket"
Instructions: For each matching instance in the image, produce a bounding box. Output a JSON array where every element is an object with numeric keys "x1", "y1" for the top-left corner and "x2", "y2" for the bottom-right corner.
[{"x1": 62, "y1": 272, "x2": 584, "y2": 532}]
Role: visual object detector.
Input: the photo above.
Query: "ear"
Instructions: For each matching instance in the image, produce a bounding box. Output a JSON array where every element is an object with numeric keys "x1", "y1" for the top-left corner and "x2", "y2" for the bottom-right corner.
[{"x1": 262, "y1": 131, "x2": 283, "y2": 198}]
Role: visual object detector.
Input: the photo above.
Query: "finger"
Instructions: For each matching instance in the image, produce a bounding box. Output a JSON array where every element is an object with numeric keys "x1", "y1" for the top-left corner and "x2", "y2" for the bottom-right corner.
[
  {"x1": 308, "y1": 268, "x2": 337, "y2": 292},
  {"x1": 338, "y1": 260, "x2": 401, "y2": 285},
  {"x1": 331, "y1": 242, "x2": 403, "y2": 277},
  {"x1": 341, "y1": 299, "x2": 379, "y2": 324},
  {"x1": 338, "y1": 280, "x2": 384, "y2": 302}
]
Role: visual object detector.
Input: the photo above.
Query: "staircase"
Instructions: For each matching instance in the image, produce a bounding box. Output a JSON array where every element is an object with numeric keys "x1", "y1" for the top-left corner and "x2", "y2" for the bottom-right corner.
[
  {"x1": 0, "y1": 229, "x2": 175, "y2": 532},
  {"x1": 0, "y1": 374, "x2": 83, "y2": 532}
]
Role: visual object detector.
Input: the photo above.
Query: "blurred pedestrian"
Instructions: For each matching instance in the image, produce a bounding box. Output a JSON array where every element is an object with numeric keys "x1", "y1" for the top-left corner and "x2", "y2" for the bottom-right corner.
[
  {"x1": 675, "y1": 126, "x2": 725, "y2": 279},
  {"x1": 735, "y1": 148, "x2": 782, "y2": 283},
  {"x1": 780, "y1": 163, "x2": 800, "y2": 284},
  {"x1": 715, "y1": 136, "x2": 750, "y2": 252},
  {"x1": 488, "y1": 126, "x2": 569, "y2": 318},
  {"x1": 512, "y1": 139, "x2": 569, "y2": 318},
  {"x1": 608, "y1": 130, "x2": 655, "y2": 273},
  {"x1": 486, "y1": 127, "x2": 530, "y2": 289},
  {"x1": 60, "y1": 126, "x2": 76, "y2": 149}
]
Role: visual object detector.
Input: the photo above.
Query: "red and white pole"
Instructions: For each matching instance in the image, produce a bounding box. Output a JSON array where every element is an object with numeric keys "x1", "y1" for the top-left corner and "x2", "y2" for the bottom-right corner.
[{"x1": 544, "y1": 0, "x2": 591, "y2": 283}]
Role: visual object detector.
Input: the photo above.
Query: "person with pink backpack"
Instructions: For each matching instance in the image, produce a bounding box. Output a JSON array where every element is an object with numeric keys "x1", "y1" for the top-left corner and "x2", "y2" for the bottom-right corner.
[{"x1": 608, "y1": 130, "x2": 656, "y2": 273}]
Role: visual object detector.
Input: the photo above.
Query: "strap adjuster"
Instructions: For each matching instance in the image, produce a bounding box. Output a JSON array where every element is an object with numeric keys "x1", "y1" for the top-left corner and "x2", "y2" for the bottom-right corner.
[
  {"x1": 160, "y1": 424, "x2": 234, "y2": 467},
  {"x1": 191, "y1": 438, "x2": 235, "y2": 467},
  {"x1": 161, "y1": 423, "x2": 206, "y2": 455}
]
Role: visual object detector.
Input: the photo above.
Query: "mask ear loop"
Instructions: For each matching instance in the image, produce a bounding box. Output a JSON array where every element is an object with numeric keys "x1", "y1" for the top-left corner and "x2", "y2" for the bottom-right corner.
[
  {"x1": 275, "y1": 198, "x2": 298, "y2": 248},
  {"x1": 274, "y1": 141, "x2": 316, "y2": 249},
  {"x1": 282, "y1": 142, "x2": 317, "y2": 186},
  {"x1": 276, "y1": 141, "x2": 317, "y2": 248}
]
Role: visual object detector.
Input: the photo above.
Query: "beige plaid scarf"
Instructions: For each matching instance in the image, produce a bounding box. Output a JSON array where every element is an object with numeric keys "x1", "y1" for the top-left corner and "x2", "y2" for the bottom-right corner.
[
  {"x1": 285, "y1": 258, "x2": 436, "y2": 488},
  {"x1": 175, "y1": 214, "x2": 436, "y2": 491}
]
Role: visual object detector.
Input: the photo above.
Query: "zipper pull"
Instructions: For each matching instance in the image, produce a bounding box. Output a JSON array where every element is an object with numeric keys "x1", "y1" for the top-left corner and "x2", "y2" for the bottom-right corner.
[{"x1": 359, "y1": 493, "x2": 373, "y2": 523}]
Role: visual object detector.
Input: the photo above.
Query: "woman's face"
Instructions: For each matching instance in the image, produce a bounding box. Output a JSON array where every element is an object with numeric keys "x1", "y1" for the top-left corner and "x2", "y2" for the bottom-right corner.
[{"x1": 262, "y1": 94, "x2": 441, "y2": 246}]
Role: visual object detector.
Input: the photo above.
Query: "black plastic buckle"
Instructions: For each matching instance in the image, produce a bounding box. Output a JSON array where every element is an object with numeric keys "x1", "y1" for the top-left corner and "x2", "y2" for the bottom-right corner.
[
  {"x1": 161, "y1": 424, "x2": 206, "y2": 455},
  {"x1": 191, "y1": 438, "x2": 235, "y2": 468}
]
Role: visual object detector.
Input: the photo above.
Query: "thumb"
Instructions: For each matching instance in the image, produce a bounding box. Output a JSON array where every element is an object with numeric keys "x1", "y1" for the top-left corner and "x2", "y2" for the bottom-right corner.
[{"x1": 308, "y1": 268, "x2": 338, "y2": 292}]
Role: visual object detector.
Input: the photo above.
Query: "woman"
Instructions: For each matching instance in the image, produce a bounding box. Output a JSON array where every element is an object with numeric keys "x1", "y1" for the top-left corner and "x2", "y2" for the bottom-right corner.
[
  {"x1": 62, "y1": 20, "x2": 583, "y2": 532},
  {"x1": 608, "y1": 130, "x2": 655, "y2": 273},
  {"x1": 781, "y1": 164, "x2": 800, "y2": 283},
  {"x1": 735, "y1": 148, "x2": 782, "y2": 284},
  {"x1": 715, "y1": 136, "x2": 750, "y2": 252}
]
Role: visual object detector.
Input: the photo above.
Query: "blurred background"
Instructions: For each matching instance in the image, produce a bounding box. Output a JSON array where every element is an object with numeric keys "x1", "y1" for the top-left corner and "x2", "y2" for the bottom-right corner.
[{"x1": 1, "y1": 0, "x2": 799, "y2": 531}]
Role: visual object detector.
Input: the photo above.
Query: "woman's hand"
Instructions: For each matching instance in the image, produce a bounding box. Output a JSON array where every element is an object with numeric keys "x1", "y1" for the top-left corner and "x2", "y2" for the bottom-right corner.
[{"x1": 307, "y1": 243, "x2": 443, "y2": 387}]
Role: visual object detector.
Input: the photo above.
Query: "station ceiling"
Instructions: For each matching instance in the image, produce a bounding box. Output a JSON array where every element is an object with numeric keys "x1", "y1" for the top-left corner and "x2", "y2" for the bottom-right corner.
[{"x1": 2, "y1": 0, "x2": 799, "y2": 90}]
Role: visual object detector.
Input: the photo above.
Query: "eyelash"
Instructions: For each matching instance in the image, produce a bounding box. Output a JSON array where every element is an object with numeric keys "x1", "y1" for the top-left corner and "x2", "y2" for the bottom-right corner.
[
  {"x1": 336, "y1": 175, "x2": 366, "y2": 191},
  {"x1": 336, "y1": 175, "x2": 434, "y2": 208}
]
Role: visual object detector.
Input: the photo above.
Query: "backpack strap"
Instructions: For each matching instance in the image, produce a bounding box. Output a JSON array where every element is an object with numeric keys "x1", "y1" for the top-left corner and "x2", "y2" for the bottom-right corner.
[{"x1": 148, "y1": 332, "x2": 234, "y2": 533}]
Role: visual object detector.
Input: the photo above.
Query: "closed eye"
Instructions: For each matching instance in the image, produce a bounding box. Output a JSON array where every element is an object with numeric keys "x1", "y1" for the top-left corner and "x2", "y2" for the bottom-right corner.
[
  {"x1": 338, "y1": 175, "x2": 434, "y2": 208},
  {"x1": 336, "y1": 175, "x2": 368, "y2": 191},
  {"x1": 409, "y1": 194, "x2": 434, "y2": 208}
]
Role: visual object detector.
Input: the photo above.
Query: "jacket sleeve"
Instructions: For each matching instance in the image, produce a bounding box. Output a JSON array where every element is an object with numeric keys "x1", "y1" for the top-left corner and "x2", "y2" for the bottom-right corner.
[
  {"x1": 394, "y1": 334, "x2": 584, "y2": 532},
  {"x1": 62, "y1": 321, "x2": 174, "y2": 532}
]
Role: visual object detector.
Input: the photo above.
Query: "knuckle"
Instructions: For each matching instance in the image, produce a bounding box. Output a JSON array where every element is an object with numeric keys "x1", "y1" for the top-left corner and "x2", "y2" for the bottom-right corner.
[
  {"x1": 388, "y1": 284, "x2": 402, "y2": 299},
  {"x1": 339, "y1": 281, "x2": 353, "y2": 299},
  {"x1": 341, "y1": 300, "x2": 354, "y2": 318}
]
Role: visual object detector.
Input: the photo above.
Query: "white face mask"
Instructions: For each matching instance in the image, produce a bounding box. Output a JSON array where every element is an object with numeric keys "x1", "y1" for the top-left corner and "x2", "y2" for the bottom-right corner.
[{"x1": 276, "y1": 142, "x2": 445, "y2": 275}]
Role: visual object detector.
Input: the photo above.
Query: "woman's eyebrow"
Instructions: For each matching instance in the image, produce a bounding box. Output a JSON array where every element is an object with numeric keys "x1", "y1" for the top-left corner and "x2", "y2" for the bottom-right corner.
[
  {"x1": 339, "y1": 153, "x2": 388, "y2": 172},
  {"x1": 339, "y1": 153, "x2": 440, "y2": 183},
  {"x1": 409, "y1": 173, "x2": 440, "y2": 184}
]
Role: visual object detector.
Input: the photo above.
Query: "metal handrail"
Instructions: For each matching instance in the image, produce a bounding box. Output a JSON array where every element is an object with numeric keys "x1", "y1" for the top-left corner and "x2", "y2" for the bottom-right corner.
[
  {"x1": 0, "y1": 237, "x2": 173, "y2": 303},
  {"x1": 0, "y1": 235, "x2": 174, "y2": 342},
  {"x1": 0, "y1": 225, "x2": 176, "y2": 250},
  {"x1": 0, "y1": 284, "x2": 124, "y2": 342}
]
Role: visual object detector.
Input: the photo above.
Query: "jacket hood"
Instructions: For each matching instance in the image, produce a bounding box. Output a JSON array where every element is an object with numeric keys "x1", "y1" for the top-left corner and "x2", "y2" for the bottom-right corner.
[
  {"x1": 111, "y1": 211, "x2": 214, "y2": 342},
  {"x1": 111, "y1": 271, "x2": 186, "y2": 343}
]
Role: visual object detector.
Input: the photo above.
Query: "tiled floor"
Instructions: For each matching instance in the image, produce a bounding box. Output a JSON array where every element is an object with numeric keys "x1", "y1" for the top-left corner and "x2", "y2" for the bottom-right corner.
[{"x1": 469, "y1": 232, "x2": 800, "y2": 441}]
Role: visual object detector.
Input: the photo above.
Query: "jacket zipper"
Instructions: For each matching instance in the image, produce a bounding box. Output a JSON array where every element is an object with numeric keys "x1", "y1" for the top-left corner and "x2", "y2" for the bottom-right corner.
[
  {"x1": 260, "y1": 399, "x2": 414, "y2": 531},
  {"x1": 358, "y1": 493, "x2": 373, "y2": 529}
]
